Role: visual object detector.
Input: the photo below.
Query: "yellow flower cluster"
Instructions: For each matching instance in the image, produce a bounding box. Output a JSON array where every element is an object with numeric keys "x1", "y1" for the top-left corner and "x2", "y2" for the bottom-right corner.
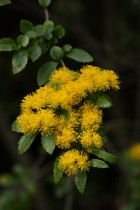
[
  {"x1": 128, "y1": 143, "x2": 140, "y2": 162},
  {"x1": 16, "y1": 65, "x2": 119, "y2": 175},
  {"x1": 58, "y1": 149, "x2": 90, "y2": 175}
]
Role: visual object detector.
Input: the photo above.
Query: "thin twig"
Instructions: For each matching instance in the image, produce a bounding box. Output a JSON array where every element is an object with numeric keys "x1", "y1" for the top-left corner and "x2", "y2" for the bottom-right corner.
[
  {"x1": 45, "y1": 8, "x2": 49, "y2": 20},
  {"x1": 60, "y1": 59, "x2": 66, "y2": 67}
]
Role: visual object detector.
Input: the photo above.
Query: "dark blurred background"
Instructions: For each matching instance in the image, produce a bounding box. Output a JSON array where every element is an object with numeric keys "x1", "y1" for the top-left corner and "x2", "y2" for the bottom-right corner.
[{"x1": 0, "y1": 0, "x2": 140, "y2": 210}]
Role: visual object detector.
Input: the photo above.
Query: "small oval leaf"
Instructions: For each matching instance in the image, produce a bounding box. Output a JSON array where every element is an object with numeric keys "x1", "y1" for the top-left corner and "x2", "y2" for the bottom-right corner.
[
  {"x1": 18, "y1": 134, "x2": 37, "y2": 155},
  {"x1": 12, "y1": 50, "x2": 28, "y2": 74},
  {"x1": 74, "y1": 172, "x2": 87, "y2": 193},
  {"x1": 66, "y1": 48, "x2": 93, "y2": 63},
  {"x1": 17, "y1": 35, "x2": 29, "y2": 47},
  {"x1": 53, "y1": 25, "x2": 65, "y2": 39},
  {"x1": 41, "y1": 133, "x2": 56, "y2": 155},
  {"x1": 20, "y1": 20, "x2": 34, "y2": 34},
  {"x1": 37, "y1": 61, "x2": 58, "y2": 86},
  {"x1": 50, "y1": 46, "x2": 64, "y2": 60},
  {"x1": 89, "y1": 149, "x2": 118, "y2": 164},
  {"x1": 29, "y1": 45, "x2": 42, "y2": 62},
  {"x1": 90, "y1": 159, "x2": 109, "y2": 168},
  {"x1": 0, "y1": 38, "x2": 18, "y2": 51},
  {"x1": 53, "y1": 159, "x2": 63, "y2": 184},
  {"x1": 11, "y1": 121, "x2": 20, "y2": 133},
  {"x1": 38, "y1": 0, "x2": 51, "y2": 7}
]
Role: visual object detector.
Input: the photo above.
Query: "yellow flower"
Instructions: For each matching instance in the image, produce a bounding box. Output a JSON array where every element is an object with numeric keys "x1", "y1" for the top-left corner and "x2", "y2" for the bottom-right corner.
[
  {"x1": 80, "y1": 130, "x2": 103, "y2": 148},
  {"x1": 128, "y1": 143, "x2": 140, "y2": 161},
  {"x1": 16, "y1": 112, "x2": 41, "y2": 134},
  {"x1": 39, "y1": 109, "x2": 57, "y2": 135},
  {"x1": 92, "y1": 132, "x2": 103, "y2": 148},
  {"x1": 50, "y1": 67, "x2": 78, "y2": 84},
  {"x1": 80, "y1": 102, "x2": 102, "y2": 131},
  {"x1": 56, "y1": 126, "x2": 77, "y2": 149},
  {"x1": 58, "y1": 149, "x2": 90, "y2": 175},
  {"x1": 80, "y1": 65, "x2": 120, "y2": 92}
]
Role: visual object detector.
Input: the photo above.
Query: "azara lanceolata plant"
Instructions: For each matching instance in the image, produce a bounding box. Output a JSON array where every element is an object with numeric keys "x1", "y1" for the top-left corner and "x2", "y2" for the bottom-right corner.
[{"x1": 0, "y1": 0, "x2": 120, "y2": 193}]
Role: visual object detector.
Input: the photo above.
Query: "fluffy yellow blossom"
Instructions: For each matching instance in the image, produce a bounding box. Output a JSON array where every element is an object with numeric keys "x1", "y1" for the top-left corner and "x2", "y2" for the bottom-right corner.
[
  {"x1": 16, "y1": 112, "x2": 41, "y2": 134},
  {"x1": 80, "y1": 65, "x2": 120, "y2": 92},
  {"x1": 80, "y1": 102, "x2": 102, "y2": 131},
  {"x1": 128, "y1": 143, "x2": 140, "y2": 161},
  {"x1": 56, "y1": 126, "x2": 77, "y2": 148},
  {"x1": 58, "y1": 149, "x2": 90, "y2": 175},
  {"x1": 92, "y1": 132, "x2": 103, "y2": 148},
  {"x1": 39, "y1": 109, "x2": 57, "y2": 135},
  {"x1": 80, "y1": 130, "x2": 103, "y2": 148},
  {"x1": 50, "y1": 67, "x2": 78, "y2": 84}
]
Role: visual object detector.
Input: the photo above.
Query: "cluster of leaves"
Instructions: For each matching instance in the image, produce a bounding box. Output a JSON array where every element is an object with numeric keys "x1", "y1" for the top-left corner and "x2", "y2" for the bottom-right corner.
[{"x1": 0, "y1": 0, "x2": 93, "y2": 86}]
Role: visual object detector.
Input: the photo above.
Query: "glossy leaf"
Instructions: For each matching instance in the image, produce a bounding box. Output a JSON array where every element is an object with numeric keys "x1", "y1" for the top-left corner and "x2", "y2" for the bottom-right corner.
[
  {"x1": 29, "y1": 45, "x2": 42, "y2": 62},
  {"x1": 0, "y1": 38, "x2": 18, "y2": 51},
  {"x1": 90, "y1": 159, "x2": 109, "y2": 168},
  {"x1": 17, "y1": 35, "x2": 29, "y2": 47},
  {"x1": 88, "y1": 93, "x2": 113, "y2": 108},
  {"x1": 66, "y1": 48, "x2": 93, "y2": 63},
  {"x1": 0, "y1": 0, "x2": 11, "y2": 6},
  {"x1": 11, "y1": 121, "x2": 20, "y2": 133},
  {"x1": 18, "y1": 134, "x2": 37, "y2": 154},
  {"x1": 34, "y1": 25, "x2": 46, "y2": 37},
  {"x1": 37, "y1": 61, "x2": 58, "y2": 86},
  {"x1": 89, "y1": 149, "x2": 117, "y2": 164},
  {"x1": 25, "y1": 31, "x2": 37, "y2": 39},
  {"x1": 43, "y1": 20, "x2": 54, "y2": 32},
  {"x1": 12, "y1": 50, "x2": 28, "y2": 74},
  {"x1": 50, "y1": 46, "x2": 64, "y2": 60},
  {"x1": 20, "y1": 20, "x2": 34, "y2": 34},
  {"x1": 41, "y1": 133, "x2": 56, "y2": 155},
  {"x1": 53, "y1": 25, "x2": 65, "y2": 39},
  {"x1": 53, "y1": 159, "x2": 63, "y2": 184},
  {"x1": 74, "y1": 172, "x2": 87, "y2": 193},
  {"x1": 62, "y1": 44, "x2": 72, "y2": 53}
]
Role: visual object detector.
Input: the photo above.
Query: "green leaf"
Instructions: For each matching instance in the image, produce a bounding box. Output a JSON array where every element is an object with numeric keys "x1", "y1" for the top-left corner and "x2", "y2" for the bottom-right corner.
[
  {"x1": 11, "y1": 121, "x2": 20, "y2": 133},
  {"x1": 18, "y1": 134, "x2": 37, "y2": 154},
  {"x1": 38, "y1": 0, "x2": 51, "y2": 7},
  {"x1": 53, "y1": 25, "x2": 65, "y2": 39},
  {"x1": 53, "y1": 159, "x2": 63, "y2": 184},
  {"x1": 17, "y1": 35, "x2": 29, "y2": 47},
  {"x1": 0, "y1": 38, "x2": 18, "y2": 51},
  {"x1": 89, "y1": 149, "x2": 118, "y2": 164},
  {"x1": 20, "y1": 20, "x2": 34, "y2": 34},
  {"x1": 89, "y1": 93, "x2": 113, "y2": 108},
  {"x1": 41, "y1": 133, "x2": 56, "y2": 155},
  {"x1": 74, "y1": 172, "x2": 87, "y2": 193},
  {"x1": 25, "y1": 31, "x2": 37, "y2": 39},
  {"x1": 43, "y1": 20, "x2": 54, "y2": 32},
  {"x1": 50, "y1": 46, "x2": 64, "y2": 60},
  {"x1": 37, "y1": 61, "x2": 58, "y2": 86},
  {"x1": 62, "y1": 44, "x2": 72, "y2": 53},
  {"x1": 29, "y1": 45, "x2": 42, "y2": 62},
  {"x1": 66, "y1": 48, "x2": 93, "y2": 63},
  {"x1": 34, "y1": 25, "x2": 46, "y2": 37},
  {"x1": 0, "y1": 0, "x2": 11, "y2": 6},
  {"x1": 90, "y1": 159, "x2": 109, "y2": 168},
  {"x1": 12, "y1": 50, "x2": 28, "y2": 74}
]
